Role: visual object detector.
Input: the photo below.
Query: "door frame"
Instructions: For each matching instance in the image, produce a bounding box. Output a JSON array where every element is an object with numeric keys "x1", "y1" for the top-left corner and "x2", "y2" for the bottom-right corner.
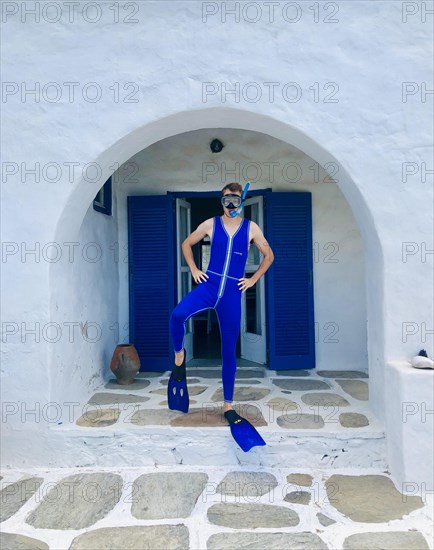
[
  {"x1": 240, "y1": 195, "x2": 267, "y2": 364},
  {"x1": 175, "y1": 198, "x2": 193, "y2": 359}
]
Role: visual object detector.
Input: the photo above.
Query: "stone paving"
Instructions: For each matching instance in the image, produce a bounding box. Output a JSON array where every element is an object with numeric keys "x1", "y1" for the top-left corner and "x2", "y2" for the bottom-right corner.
[
  {"x1": 20, "y1": 366, "x2": 387, "y2": 470},
  {"x1": 0, "y1": 466, "x2": 432, "y2": 549},
  {"x1": 33, "y1": 364, "x2": 390, "y2": 470},
  {"x1": 70, "y1": 363, "x2": 376, "y2": 435},
  {"x1": 37, "y1": 365, "x2": 387, "y2": 471},
  {"x1": 2, "y1": 365, "x2": 432, "y2": 548}
]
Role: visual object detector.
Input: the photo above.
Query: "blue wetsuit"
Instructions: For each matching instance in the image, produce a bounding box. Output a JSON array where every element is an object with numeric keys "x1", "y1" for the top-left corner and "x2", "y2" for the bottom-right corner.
[{"x1": 169, "y1": 215, "x2": 251, "y2": 403}]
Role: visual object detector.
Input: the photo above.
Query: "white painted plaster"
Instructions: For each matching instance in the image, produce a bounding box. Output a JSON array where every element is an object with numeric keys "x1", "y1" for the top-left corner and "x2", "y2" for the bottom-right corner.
[
  {"x1": 1, "y1": 1, "x2": 432, "y2": 493},
  {"x1": 386, "y1": 361, "x2": 434, "y2": 491}
]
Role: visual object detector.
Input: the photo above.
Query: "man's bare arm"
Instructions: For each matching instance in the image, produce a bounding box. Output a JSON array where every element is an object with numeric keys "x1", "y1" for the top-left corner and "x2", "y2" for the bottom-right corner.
[
  {"x1": 181, "y1": 218, "x2": 212, "y2": 281},
  {"x1": 249, "y1": 222, "x2": 274, "y2": 284}
]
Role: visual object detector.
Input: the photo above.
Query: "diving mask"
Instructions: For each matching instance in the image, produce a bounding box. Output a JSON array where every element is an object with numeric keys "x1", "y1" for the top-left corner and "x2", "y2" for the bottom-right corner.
[{"x1": 221, "y1": 194, "x2": 242, "y2": 209}]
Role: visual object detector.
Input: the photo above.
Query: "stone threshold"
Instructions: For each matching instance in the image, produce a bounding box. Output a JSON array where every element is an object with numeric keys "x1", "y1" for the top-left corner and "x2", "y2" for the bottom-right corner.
[
  {"x1": 15, "y1": 423, "x2": 386, "y2": 470},
  {"x1": 57, "y1": 367, "x2": 379, "y2": 435},
  {"x1": 3, "y1": 368, "x2": 386, "y2": 470}
]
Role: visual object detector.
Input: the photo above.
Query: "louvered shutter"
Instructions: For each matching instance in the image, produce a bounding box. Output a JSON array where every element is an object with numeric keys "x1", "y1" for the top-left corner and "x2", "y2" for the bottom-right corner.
[
  {"x1": 265, "y1": 192, "x2": 315, "y2": 369},
  {"x1": 127, "y1": 195, "x2": 175, "y2": 371}
]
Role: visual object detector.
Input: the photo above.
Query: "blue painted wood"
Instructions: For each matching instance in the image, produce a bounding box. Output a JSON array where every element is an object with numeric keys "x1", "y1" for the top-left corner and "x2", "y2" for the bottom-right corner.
[
  {"x1": 127, "y1": 195, "x2": 175, "y2": 371},
  {"x1": 167, "y1": 188, "x2": 271, "y2": 199},
  {"x1": 265, "y1": 192, "x2": 315, "y2": 369}
]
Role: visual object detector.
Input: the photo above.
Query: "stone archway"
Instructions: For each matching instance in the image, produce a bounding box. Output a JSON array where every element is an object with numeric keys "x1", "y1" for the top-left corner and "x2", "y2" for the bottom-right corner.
[{"x1": 50, "y1": 107, "x2": 384, "y2": 419}]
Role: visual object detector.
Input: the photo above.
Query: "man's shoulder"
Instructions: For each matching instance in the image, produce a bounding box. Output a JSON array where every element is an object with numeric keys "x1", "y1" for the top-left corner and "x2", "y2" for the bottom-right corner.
[
  {"x1": 248, "y1": 220, "x2": 260, "y2": 232},
  {"x1": 196, "y1": 217, "x2": 214, "y2": 236},
  {"x1": 203, "y1": 217, "x2": 215, "y2": 228}
]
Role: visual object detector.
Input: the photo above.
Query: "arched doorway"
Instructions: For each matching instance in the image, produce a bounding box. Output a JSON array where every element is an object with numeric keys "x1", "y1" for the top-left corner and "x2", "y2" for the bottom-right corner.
[{"x1": 50, "y1": 107, "x2": 384, "y2": 419}]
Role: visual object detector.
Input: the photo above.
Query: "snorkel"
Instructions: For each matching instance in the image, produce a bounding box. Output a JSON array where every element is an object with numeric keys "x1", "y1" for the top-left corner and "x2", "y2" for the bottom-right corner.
[{"x1": 229, "y1": 182, "x2": 250, "y2": 218}]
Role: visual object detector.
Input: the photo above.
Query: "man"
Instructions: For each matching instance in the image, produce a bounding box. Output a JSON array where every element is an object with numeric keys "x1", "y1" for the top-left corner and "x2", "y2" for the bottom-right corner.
[{"x1": 168, "y1": 182, "x2": 274, "y2": 451}]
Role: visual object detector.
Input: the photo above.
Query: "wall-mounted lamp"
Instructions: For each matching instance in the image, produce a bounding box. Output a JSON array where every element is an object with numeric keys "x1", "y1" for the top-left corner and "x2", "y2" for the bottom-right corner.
[{"x1": 210, "y1": 139, "x2": 224, "y2": 153}]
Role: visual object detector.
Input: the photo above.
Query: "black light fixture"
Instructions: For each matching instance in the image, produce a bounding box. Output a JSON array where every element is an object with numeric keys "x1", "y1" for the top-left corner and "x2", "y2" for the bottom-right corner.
[{"x1": 210, "y1": 138, "x2": 224, "y2": 153}]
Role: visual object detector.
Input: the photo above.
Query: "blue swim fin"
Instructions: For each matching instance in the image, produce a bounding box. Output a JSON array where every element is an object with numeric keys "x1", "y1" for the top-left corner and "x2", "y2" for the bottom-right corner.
[
  {"x1": 224, "y1": 410, "x2": 266, "y2": 452},
  {"x1": 167, "y1": 348, "x2": 189, "y2": 413}
]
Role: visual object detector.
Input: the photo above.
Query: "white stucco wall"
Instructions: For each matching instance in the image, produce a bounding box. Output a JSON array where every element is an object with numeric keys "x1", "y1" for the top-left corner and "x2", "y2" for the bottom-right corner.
[
  {"x1": 386, "y1": 361, "x2": 434, "y2": 491},
  {"x1": 2, "y1": 1, "x2": 432, "y2": 476},
  {"x1": 50, "y1": 200, "x2": 120, "y2": 403}
]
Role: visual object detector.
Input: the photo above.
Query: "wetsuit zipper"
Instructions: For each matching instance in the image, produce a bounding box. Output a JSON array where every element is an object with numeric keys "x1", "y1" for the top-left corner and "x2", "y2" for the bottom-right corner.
[
  {"x1": 214, "y1": 218, "x2": 243, "y2": 307},
  {"x1": 216, "y1": 234, "x2": 234, "y2": 301}
]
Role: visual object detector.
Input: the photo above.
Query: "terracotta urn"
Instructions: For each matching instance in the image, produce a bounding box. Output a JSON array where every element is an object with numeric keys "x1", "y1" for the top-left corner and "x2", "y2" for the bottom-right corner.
[{"x1": 110, "y1": 343, "x2": 140, "y2": 384}]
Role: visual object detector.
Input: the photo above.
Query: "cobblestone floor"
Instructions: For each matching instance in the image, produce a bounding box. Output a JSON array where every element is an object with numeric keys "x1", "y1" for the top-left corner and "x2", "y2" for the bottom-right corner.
[
  {"x1": 1, "y1": 465, "x2": 433, "y2": 549},
  {"x1": 3, "y1": 366, "x2": 432, "y2": 548},
  {"x1": 72, "y1": 363, "x2": 380, "y2": 435},
  {"x1": 44, "y1": 365, "x2": 388, "y2": 470}
]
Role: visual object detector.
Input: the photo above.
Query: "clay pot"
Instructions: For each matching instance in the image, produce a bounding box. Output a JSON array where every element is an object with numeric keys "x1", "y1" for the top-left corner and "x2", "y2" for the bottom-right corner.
[{"x1": 110, "y1": 343, "x2": 140, "y2": 384}]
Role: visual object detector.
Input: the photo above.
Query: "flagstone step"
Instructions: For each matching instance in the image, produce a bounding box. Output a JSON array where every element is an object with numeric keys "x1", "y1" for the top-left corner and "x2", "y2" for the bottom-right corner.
[
  {"x1": 2, "y1": 368, "x2": 387, "y2": 470},
  {"x1": 69, "y1": 368, "x2": 385, "y2": 469},
  {"x1": 40, "y1": 421, "x2": 387, "y2": 469}
]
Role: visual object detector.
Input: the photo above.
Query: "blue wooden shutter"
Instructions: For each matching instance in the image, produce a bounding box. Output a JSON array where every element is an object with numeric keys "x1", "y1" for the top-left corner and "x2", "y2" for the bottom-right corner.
[
  {"x1": 128, "y1": 195, "x2": 175, "y2": 371},
  {"x1": 265, "y1": 192, "x2": 315, "y2": 369}
]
